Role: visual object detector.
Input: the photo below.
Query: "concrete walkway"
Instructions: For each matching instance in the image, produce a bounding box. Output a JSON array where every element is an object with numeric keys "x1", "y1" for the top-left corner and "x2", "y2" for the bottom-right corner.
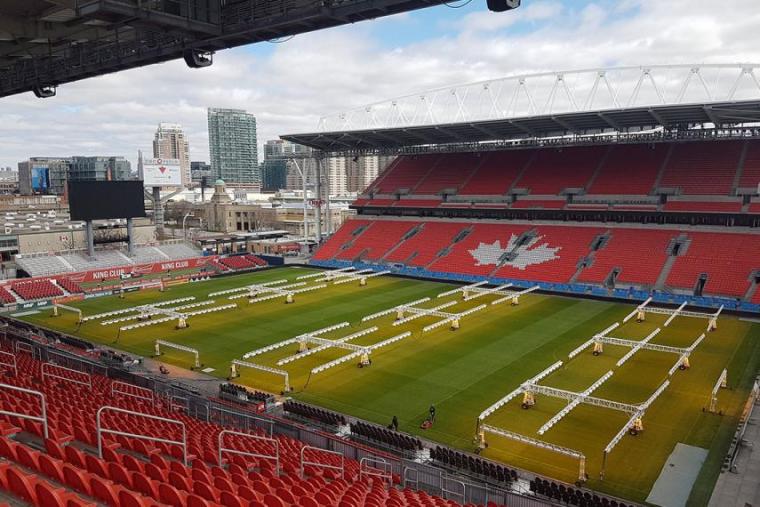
[{"x1": 708, "y1": 398, "x2": 760, "y2": 507}]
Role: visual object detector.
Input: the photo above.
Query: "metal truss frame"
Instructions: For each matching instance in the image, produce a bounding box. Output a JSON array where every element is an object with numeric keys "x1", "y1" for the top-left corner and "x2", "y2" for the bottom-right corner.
[
  {"x1": 155, "y1": 339, "x2": 201, "y2": 369},
  {"x1": 480, "y1": 423, "x2": 586, "y2": 482},
  {"x1": 316, "y1": 65, "x2": 760, "y2": 132},
  {"x1": 478, "y1": 313, "x2": 710, "y2": 480}
]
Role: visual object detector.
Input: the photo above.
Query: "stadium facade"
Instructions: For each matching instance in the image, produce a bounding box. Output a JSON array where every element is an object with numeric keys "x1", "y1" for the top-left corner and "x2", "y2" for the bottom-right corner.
[{"x1": 285, "y1": 64, "x2": 760, "y2": 312}]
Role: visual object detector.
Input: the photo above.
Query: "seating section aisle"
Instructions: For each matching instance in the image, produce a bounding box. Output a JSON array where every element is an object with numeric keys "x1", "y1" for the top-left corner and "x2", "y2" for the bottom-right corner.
[
  {"x1": 219, "y1": 255, "x2": 267, "y2": 271},
  {"x1": 0, "y1": 350, "x2": 473, "y2": 507},
  {"x1": 428, "y1": 223, "x2": 532, "y2": 277},
  {"x1": 587, "y1": 144, "x2": 668, "y2": 195},
  {"x1": 0, "y1": 286, "x2": 16, "y2": 304},
  {"x1": 752, "y1": 286, "x2": 760, "y2": 304},
  {"x1": 56, "y1": 278, "x2": 83, "y2": 295},
  {"x1": 384, "y1": 222, "x2": 470, "y2": 266},
  {"x1": 578, "y1": 229, "x2": 676, "y2": 285},
  {"x1": 12, "y1": 280, "x2": 63, "y2": 301},
  {"x1": 336, "y1": 221, "x2": 419, "y2": 262},
  {"x1": 739, "y1": 140, "x2": 760, "y2": 189},
  {"x1": 368, "y1": 155, "x2": 439, "y2": 194},
  {"x1": 658, "y1": 141, "x2": 742, "y2": 195},
  {"x1": 513, "y1": 146, "x2": 606, "y2": 194},
  {"x1": 312, "y1": 220, "x2": 371, "y2": 261},
  {"x1": 316, "y1": 219, "x2": 760, "y2": 300},
  {"x1": 353, "y1": 140, "x2": 760, "y2": 210},
  {"x1": 492, "y1": 226, "x2": 601, "y2": 283},
  {"x1": 666, "y1": 232, "x2": 760, "y2": 297},
  {"x1": 17, "y1": 245, "x2": 203, "y2": 278}
]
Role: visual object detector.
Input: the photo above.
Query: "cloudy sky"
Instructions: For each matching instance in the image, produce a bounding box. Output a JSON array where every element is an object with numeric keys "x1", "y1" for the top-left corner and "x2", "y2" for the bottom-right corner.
[{"x1": 1, "y1": 0, "x2": 759, "y2": 170}]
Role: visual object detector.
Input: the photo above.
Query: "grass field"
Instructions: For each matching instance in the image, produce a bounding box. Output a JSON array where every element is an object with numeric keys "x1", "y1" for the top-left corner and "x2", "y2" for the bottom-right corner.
[{"x1": 17, "y1": 266, "x2": 760, "y2": 504}]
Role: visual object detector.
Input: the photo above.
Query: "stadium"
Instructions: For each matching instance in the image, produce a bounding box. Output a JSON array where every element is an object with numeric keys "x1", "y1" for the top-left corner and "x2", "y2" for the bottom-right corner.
[{"x1": 0, "y1": 3, "x2": 759, "y2": 507}]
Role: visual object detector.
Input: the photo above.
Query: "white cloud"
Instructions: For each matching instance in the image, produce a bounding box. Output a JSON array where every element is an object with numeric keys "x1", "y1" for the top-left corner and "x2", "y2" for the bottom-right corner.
[
  {"x1": 0, "y1": 0, "x2": 759, "y2": 171},
  {"x1": 459, "y1": 0, "x2": 562, "y2": 33}
]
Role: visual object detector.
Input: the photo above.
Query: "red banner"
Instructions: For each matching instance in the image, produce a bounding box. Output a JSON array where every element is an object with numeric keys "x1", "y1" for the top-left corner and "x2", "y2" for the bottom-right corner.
[{"x1": 67, "y1": 256, "x2": 219, "y2": 283}]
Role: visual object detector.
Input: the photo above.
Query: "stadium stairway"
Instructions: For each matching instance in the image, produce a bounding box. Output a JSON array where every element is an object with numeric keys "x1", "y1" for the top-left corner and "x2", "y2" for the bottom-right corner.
[
  {"x1": 751, "y1": 282, "x2": 760, "y2": 304},
  {"x1": 580, "y1": 146, "x2": 611, "y2": 193},
  {"x1": 379, "y1": 223, "x2": 424, "y2": 262},
  {"x1": 57, "y1": 257, "x2": 75, "y2": 273},
  {"x1": 730, "y1": 139, "x2": 750, "y2": 192},
  {"x1": 743, "y1": 278, "x2": 759, "y2": 302},
  {"x1": 654, "y1": 234, "x2": 689, "y2": 290},
  {"x1": 0, "y1": 348, "x2": 485, "y2": 507}
]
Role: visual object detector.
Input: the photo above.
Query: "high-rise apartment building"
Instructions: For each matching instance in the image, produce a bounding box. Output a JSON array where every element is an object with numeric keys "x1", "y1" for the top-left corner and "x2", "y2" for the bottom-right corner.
[
  {"x1": 17, "y1": 156, "x2": 131, "y2": 195},
  {"x1": 207, "y1": 108, "x2": 258, "y2": 185},
  {"x1": 326, "y1": 157, "x2": 349, "y2": 196},
  {"x1": 263, "y1": 140, "x2": 312, "y2": 192},
  {"x1": 153, "y1": 123, "x2": 190, "y2": 186},
  {"x1": 190, "y1": 161, "x2": 212, "y2": 184},
  {"x1": 68, "y1": 156, "x2": 131, "y2": 182}
]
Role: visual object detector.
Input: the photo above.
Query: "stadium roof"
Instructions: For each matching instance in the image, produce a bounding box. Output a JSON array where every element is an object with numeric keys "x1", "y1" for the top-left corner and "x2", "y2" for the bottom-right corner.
[
  {"x1": 283, "y1": 99, "x2": 760, "y2": 152},
  {"x1": 0, "y1": 0, "x2": 452, "y2": 98},
  {"x1": 282, "y1": 65, "x2": 760, "y2": 153}
]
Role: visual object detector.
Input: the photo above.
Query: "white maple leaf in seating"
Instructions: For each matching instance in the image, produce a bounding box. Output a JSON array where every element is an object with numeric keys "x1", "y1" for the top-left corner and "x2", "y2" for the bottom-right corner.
[
  {"x1": 469, "y1": 234, "x2": 520, "y2": 266},
  {"x1": 468, "y1": 234, "x2": 561, "y2": 269},
  {"x1": 469, "y1": 240, "x2": 509, "y2": 266},
  {"x1": 506, "y1": 235, "x2": 561, "y2": 270}
]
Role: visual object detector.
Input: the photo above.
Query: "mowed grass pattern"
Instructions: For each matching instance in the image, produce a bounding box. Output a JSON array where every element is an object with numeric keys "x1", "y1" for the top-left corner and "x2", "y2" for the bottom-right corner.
[{"x1": 18, "y1": 267, "x2": 760, "y2": 504}]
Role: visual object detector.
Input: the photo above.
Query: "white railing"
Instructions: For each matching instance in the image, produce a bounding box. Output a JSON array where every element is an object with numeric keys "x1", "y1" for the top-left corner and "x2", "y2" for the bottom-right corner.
[
  {"x1": 41, "y1": 362, "x2": 92, "y2": 389},
  {"x1": 0, "y1": 383, "x2": 47, "y2": 438},
  {"x1": 14, "y1": 341, "x2": 33, "y2": 356},
  {"x1": 96, "y1": 406, "x2": 188, "y2": 465},
  {"x1": 218, "y1": 430, "x2": 279, "y2": 472},
  {"x1": 168, "y1": 395, "x2": 189, "y2": 413},
  {"x1": 0, "y1": 350, "x2": 17, "y2": 376},
  {"x1": 300, "y1": 445, "x2": 344, "y2": 479},
  {"x1": 111, "y1": 381, "x2": 154, "y2": 404},
  {"x1": 360, "y1": 456, "x2": 393, "y2": 484},
  {"x1": 403, "y1": 467, "x2": 419, "y2": 490},
  {"x1": 441, "y1": 473, "x2": 466, "y2": 504},
  {"x1": 209, "y1": 405, "x2": 273, "y2": 437}
]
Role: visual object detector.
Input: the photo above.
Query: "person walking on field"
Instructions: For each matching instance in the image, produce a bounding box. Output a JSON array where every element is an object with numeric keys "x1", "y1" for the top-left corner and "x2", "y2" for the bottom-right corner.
[{"x1": 429, "y1": 404, "x2": 436, "y2": 423}]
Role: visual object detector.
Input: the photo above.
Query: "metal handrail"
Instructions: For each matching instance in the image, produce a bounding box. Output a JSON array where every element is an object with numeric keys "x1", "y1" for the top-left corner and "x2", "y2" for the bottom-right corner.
[
  {"x1": 169, "y1": 395, "x2": 189, "y2": 413},
  {"x1": 360, "y1": 456, "x2": 392, "y2": 484},
  {"x1": 0, "y1": 382, "x2": 47, "y2": 438},
  {"x1": 0, "y1": 351, "x2": 17, "y2": 376},
  {"x1": 403, "y1": 467, "x2": 419, "y2": 489},
  {"x1": 300, "y1": 445, "x2": 344, "y2": 479},
  {"x1": 14, "y1": 341, "x2": 33, "y2": 355},
  {"x1": 111, "y1": 381, "x2": 154, "y2": 404},
  {"x1": 96, "y1": 405, "x2": 187, "y2": 465},
  {"x1": 441, "y1": 473, "x2": 466, "y2": 504},
  {"x1": 218, "y1": 430, "x2": 279, "y2": 472},
  {"x1": 41, "y1": 362, "x2": 92, "y2": 389},
  {"x1": 210, "y1": 404, "x2": 273, "y2": 437}
]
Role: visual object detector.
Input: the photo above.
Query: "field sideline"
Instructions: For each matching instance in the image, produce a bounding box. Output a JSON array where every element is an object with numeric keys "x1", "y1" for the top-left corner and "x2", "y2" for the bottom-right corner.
[{"x1": 16, "y1": 266, "x2": 760, "y2": 504}]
